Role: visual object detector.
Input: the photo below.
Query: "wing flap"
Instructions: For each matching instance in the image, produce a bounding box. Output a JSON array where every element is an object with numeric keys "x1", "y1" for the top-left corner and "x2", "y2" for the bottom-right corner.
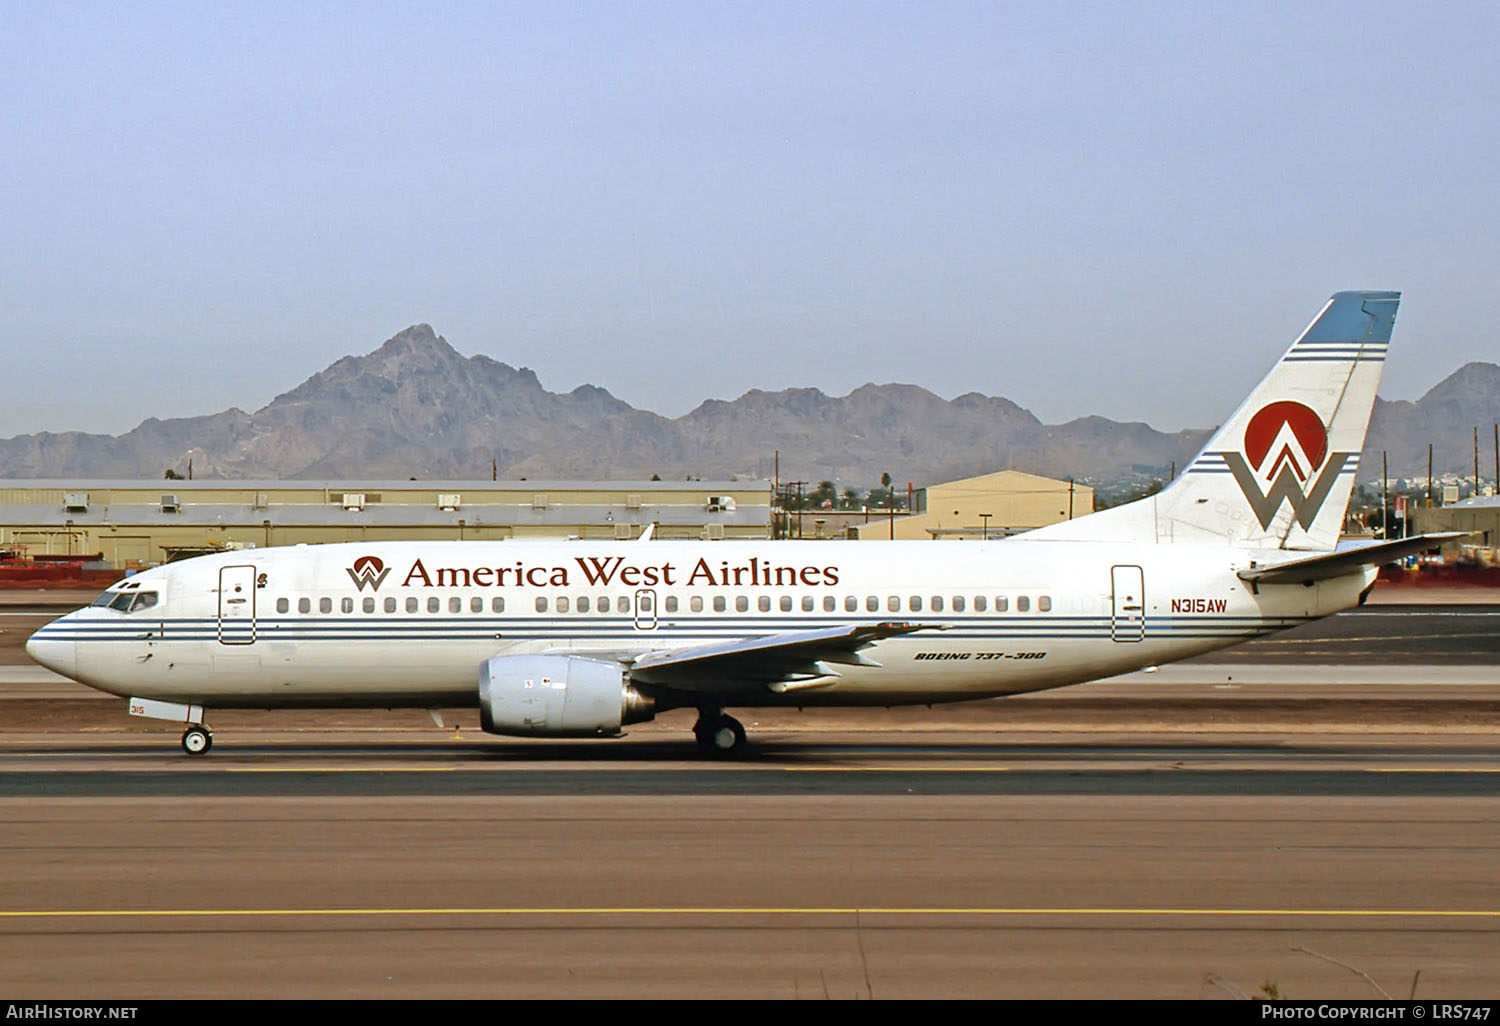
[{"x1": 629, "y1": 621, "x2": 939, "y2": 689}]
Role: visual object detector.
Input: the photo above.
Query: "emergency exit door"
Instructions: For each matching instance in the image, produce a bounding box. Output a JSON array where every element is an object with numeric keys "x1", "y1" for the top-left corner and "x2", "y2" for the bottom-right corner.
[
  {"x1": 217, "y1": 565, "x2": 258, "y2": 645},
  {"x1": 1110, "y1": 565, "x2": 1145, "y2": 642}
]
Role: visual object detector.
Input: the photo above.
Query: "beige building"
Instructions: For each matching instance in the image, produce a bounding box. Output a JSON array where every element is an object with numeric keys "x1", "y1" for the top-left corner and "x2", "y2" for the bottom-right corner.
[
  {"x1": 0, "y1": 479, "x2": 771, "y2": 569},
  {"x1": 1411, "y1": 495, "x2": 1500, "y2": 557},
  {"x1": 856, "y1": 470, "x2": 1092, "y2": 540}
]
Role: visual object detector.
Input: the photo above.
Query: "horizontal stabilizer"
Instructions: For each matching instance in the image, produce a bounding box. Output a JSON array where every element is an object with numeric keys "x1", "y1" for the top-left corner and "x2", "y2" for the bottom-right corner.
[{"x1": 1238, "y1": 533, "x2": 1467, "y2": 585}]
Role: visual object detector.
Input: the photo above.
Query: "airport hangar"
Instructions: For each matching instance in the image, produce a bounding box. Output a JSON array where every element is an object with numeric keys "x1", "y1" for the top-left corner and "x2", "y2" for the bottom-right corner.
[
  {"x1": 820, "y1": 470, "x2": 1094, "y2": 540},
  {"x1": 0, "y1": 471, "x2": 1094, "y2": 569},
  {"x1": 1411, "y1": 493, "x2": 1500, "y2": 559},
  {"x1": 0, "y1": 479, "x2": 774, "y2": 569}
]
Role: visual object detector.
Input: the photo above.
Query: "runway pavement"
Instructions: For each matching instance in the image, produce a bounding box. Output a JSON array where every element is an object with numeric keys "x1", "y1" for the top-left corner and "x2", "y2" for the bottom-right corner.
[{"x1": 0, "y1": 595, "x2": 1496, "y2": 998}]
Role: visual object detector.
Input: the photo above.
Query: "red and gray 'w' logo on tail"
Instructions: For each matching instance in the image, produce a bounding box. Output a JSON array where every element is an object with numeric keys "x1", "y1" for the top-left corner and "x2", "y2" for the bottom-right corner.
[
  {"x1": 346, "y1": 555, "x2": 391, "y2": 592},
  {"x1": 1223, "y1": 401, "x2": 1353, "y2": 530}
]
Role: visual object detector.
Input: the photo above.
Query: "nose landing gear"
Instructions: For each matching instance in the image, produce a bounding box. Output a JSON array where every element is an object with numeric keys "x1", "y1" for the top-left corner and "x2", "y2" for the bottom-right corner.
[{"x1": 181, "y1": 725, "x2": 214, "y2": 755}]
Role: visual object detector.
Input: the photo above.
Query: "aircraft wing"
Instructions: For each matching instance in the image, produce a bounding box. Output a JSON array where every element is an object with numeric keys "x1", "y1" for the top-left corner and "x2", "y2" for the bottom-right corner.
[
  {"x1": 628, "y1": 621, "x2": 940, "y2": 694},
  {"x1": 1238, "y1": 533, "x2": 1468, "y2": 586}
]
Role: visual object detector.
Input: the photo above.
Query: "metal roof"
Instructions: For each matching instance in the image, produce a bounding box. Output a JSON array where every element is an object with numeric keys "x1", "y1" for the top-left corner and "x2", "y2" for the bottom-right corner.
[
  {"x1": 0, "y1": 478, "x2": 768, "y2": 492},
  {"x1": 1443, "y1": 494, "x2": 1500, "y2": 509},
  {"x1": 0, "y1": 503, "x2": 769, "y2": 528}
]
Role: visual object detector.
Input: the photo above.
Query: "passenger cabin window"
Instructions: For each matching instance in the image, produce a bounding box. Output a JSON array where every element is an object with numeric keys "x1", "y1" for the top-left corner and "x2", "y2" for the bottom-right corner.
[
  {"x1": 845, "y1": 596, "x2": 857, "y2": 612},
  {"x1": 298, "y1": 598, "x2": 311, "y2": 614},
  {"x1": 995, "y1": 597, "x2": 1008, "y2": 612},
  {"x1": 557, "y1": 597, "x2": 570, "y2": 613},
  {"x1": 973, "y1": 596, "x2": 985, "y2": 612},
  {"x1": 1017, "y1": 596, "x2": 1030, "y2": 612},
  {"x1": 385, "y1": 597, "x2": 397, "y2": 613},
  {"x1": 803, "y1": 596, "x2": 815, "y2": 612},
  {"x1": 471, "y1": 597, "x2": 483, "y2": 613},
  {"x1": 449, "y1": 597, "x2": 462, "y2": 614},
  {"x1": 665, "y1": 596, "x2": 679, "y2": 613},
  {"x1": 277, "y1": 598, "x2": 290, "y2": 614},
  {"x1": 781, "y1": 596, "x2": 793, "y2": 612},
  {"x1": 713, "y1": 596, "x2": 726, "y2": 612},
  {"x1": 427, "y1": 597, "x2": 440, "y2": 613},
  {"x1": 758, "y1": 596, "x2": 770, "y2": 613},
  {"x1": 691, "y1": 596, "x2": 703, "y2": 612},
  {"x1": 598, "y1": 596, "x2": 610, "y2": 613},
  {"x1": 341, "y1": 598, "x2": 353, "y2": 614},
  {"x1": 578, "y1": 596, "x2": 591, "y2": 613},
  {"x1": 736, "y1": 596, "x2": 749, "y2": 613},
  {"x1": 952, "y1": 596, "x2": 964, "y2": 613},
  {"x1": 930, "y1": 596, "x2": 943, "y2": 612},
  {"x1": 909, "y1": 596, "x2": 923, "y2": 612},
  {"x1": 535, "y1": 597, "x2": 548, "y2": 613},
  {"x1": 320, "y1": 598, "x2": 333, "y2": 614},
  {"x1": 1038, "y1": 596, "x2": 1052, "y2": 612},
  {"x1": 887, "y1": 596, "x2": 900, "y2": 613},
  {"x1": 363, "y1": 598, "x2": 376, "y2": 614},
  {"x1": 406, "y1": 598, "x2": 418, "y2": 613},
  {"x1": 491, "y1": 597, "x2": 505, "y2": 613},
  {"x1": 823, "y1": 596, "x2": 836, "y2": 612}
]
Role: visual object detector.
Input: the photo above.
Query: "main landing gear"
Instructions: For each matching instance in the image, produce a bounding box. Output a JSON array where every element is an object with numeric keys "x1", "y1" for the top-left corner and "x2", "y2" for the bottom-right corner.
[
  {"x1": 693, "y1": 710, "x2": 747, "y2": 757},
  {"x1": 181, "y1": 724, "x2": 214, "y2": 755}
]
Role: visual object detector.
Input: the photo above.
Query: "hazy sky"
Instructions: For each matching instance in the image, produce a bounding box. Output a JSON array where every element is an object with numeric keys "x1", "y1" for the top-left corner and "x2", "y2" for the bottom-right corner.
[{"x1": 3, "y1": 2, "x2": 1496, "y2": 440}]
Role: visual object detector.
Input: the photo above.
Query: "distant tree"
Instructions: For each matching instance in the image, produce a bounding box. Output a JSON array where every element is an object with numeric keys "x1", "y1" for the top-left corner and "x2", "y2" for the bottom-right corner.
[
  {"x1": 841, "y1": 488, "x2": 859, "y2": 509},
  {"x1": 164, "y1": 469, "x2": 183, "y2": 480},
  {"x1": 651, "y1": 473, "x2": 661, "y2": 481}
]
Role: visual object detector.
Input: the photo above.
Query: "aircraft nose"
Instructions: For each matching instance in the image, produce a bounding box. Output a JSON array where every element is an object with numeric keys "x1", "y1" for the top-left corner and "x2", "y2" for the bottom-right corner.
[{"x1": 25, "y1": 630, "x2": 77, "y2": 679}]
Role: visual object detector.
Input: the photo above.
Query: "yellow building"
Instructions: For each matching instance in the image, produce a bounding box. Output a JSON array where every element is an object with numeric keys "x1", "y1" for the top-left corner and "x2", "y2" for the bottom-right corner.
[
  {"x1": 0, "y1": 479, "x2": 771, "y2": 569},
  {"x1": 857, "y1": 470, "x2": 1091, "y2": 540}
]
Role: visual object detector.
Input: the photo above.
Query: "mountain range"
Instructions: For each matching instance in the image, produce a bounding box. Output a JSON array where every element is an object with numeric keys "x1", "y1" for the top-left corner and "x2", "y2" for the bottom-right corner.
[{"x1": 1, "y1": 325, "x2": 1495, "y2": 488}]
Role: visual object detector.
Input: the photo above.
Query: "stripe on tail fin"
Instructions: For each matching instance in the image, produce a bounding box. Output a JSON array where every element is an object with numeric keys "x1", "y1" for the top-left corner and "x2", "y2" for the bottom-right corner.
[{"x1": 1030, "y1": 290, "x2": 1398, "y2": 551}]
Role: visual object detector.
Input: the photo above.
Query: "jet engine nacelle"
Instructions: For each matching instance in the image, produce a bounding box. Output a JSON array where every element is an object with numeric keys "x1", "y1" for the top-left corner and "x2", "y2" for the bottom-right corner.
[{"x1": 479, "y1": 654, "x2": 655, "y2": 737}]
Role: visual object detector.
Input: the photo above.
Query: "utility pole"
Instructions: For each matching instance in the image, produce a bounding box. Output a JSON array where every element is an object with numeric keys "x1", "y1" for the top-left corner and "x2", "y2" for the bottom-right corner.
[
  {"x1": 1381, "y1": 451, "x2": 1389, "y2": 538},
  {"x1": 1068, "y1": 477, "x2": 1075, "y2": 520},
  {"x1": 1428, "y1": 444, "x2": 1433, "y2": 506},
  {"x1": 1493, "y1": 423, "x2": 1498, "y2": 497},
  {"x1": 1476, "y1": 427, "x2": 1481, "y2": 497}
]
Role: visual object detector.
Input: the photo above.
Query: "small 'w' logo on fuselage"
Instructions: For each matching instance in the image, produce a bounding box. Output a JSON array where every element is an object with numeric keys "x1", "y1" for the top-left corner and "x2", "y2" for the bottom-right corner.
[
  {"x1": 347, "y1": 555, "x2": 391, "y2": 592},
  {"x1": 1223, "y1": 401, "x2": 1352, "y2": 531}
]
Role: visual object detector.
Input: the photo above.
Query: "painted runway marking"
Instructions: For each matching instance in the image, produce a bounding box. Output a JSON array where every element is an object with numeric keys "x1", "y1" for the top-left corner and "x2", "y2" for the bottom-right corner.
[{"x1": 1, "y1": 906, "x2": 1498, "y2": 921}]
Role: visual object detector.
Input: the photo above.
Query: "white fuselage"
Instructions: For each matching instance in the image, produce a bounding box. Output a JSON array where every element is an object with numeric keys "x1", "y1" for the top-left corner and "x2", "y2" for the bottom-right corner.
[{"x1": 27, "y1": 538, "x2": 1371, "y2": 710}]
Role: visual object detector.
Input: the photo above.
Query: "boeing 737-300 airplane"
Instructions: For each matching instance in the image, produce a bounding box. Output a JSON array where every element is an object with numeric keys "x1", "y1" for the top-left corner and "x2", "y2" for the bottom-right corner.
[{"x1": 27, "y1": 290, "x2": 1451, "y2": 755}]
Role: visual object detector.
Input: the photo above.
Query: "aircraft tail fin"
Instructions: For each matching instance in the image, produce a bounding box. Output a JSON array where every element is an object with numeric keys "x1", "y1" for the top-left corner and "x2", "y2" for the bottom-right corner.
[{"x1": 1030, "y1": 290, "x2": 1399, "y2": 551}]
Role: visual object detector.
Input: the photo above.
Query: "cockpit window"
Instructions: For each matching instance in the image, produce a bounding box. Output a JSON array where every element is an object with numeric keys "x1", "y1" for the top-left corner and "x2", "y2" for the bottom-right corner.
[{"x1": 96, "y1": 590, "x2": 159, "y2": 613}]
